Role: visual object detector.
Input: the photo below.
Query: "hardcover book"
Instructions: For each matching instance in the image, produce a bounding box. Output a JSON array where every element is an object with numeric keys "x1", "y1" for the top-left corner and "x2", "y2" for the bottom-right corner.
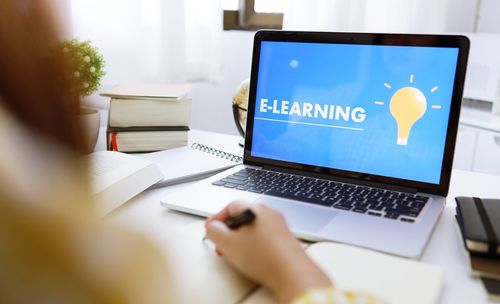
[
  {"x1": 106, "y1": 126, "x2": 189, "y2": 153},
  {"x1": 109, "y1": 98, "x2": 192, "y2": 127},
  {"x1": 455, "y1": 196, "x2": 500, "y2": 256}
]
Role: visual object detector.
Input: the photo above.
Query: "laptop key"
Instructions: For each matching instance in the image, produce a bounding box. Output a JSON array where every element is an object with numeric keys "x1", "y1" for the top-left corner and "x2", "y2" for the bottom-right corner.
[
  {"x1": 399, "y1": 217, "x2": 415, "y2": 223},
  {"x1": 234, "y1": 171, "x2": 252, "y2": 177},
  {"x1": 227, "y1": 175, "x2": 247, "y2": 181},
  {"x1": 384, "y1": 212, "x2": 399, "y2": 220},
  {"x1": 386, "y1": 207, "x2": 420, "y2": 217},
  {"x1": 221, "y1": 178, "x2": 246, "y2": 185},
  {"x1": 401, "y1": 218, "x2": 415, "y2": 223},
  {"x1": 265, "y1": 190, "x2": 334, "y2": 207},
  {"x1": 353, "y1": 208, "x2": 367, "y2": 214},
  {"x1": 248, "y1": 188, "x2": 265, "y2": 193},
  {"x1": 212, "y1": 181, "x2": 226, "y2": 186},
  {"x1": 412, "y1": 201, "x2": 426, "y2": 208},
  {"x1": 333, "y1": 204, "x2": 352, "y2": 211}
]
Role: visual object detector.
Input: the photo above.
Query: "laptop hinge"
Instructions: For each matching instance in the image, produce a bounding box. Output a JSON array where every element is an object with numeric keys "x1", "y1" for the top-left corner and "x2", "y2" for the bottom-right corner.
[{"x1": 261, "y1": 165, "x2": 418, "y2": 194}]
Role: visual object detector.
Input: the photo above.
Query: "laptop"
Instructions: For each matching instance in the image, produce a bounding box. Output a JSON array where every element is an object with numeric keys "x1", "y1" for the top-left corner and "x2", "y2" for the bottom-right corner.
[{"x1": 161, "y1": 31, "x2": 469, "y2": 259}]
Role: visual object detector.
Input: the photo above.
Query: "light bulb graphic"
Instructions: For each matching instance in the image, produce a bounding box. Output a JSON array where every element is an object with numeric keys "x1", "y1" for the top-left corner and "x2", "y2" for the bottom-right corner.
[{"x1": 389, "y1": 87, "x2": 427, "y2": 145}]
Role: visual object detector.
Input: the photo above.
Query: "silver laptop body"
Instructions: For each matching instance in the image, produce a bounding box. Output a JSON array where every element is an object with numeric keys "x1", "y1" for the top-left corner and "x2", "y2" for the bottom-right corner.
[{"x1": 161, "y1": 31, "x2": 470, "y2": 259}]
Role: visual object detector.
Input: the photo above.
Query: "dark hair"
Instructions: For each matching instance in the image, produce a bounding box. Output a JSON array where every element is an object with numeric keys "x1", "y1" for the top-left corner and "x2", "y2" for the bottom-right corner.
[{"x1": 0, "y1": 0, "x2": 85, "y2": 153}]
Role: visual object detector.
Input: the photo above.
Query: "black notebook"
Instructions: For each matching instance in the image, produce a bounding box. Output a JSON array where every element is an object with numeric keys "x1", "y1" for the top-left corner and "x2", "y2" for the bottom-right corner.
[
  {"x1": 482, "y1": 277, "x2": 500, "y2": 302},
  {"x1": 455, "y1": 196, "x2": 500, "y2": 257}
]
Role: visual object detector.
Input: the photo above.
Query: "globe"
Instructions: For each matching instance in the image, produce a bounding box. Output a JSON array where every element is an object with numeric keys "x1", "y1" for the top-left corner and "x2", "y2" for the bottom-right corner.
[{"x1": 232, "y1": 78, "x2": 249, "y2": 138}]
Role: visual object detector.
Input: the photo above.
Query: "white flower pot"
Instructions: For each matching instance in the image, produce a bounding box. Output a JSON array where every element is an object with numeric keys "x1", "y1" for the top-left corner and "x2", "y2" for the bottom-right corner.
[{"x1": 79, "y1": 107, "x2": 100, "y2": 153}]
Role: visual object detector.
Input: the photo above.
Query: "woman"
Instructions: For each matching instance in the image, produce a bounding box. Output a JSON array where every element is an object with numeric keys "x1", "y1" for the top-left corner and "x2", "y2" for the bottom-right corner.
[{"x1": 0, "y1": 1, "x2": 380, "y2": 303}]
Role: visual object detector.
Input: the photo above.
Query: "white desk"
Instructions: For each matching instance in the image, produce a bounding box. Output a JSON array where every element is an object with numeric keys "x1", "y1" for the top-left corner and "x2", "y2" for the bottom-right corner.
[{"x1": 106, "y1": 129, "x2": 500, "y2": 304}]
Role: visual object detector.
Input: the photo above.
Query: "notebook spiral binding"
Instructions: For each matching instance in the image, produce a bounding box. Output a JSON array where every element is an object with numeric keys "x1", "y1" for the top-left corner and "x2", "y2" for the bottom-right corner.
[{"x1": 191, "y1": 143, "x2": 243, "y2": 163}]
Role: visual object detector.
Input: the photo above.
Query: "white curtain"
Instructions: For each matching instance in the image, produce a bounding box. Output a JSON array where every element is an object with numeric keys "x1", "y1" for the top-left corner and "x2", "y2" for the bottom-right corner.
[
  {"x1": 284, "y1": 0, "x2": 476, "y2": 33},
  {"x1": 67, "y1": 0, "x2": 222, "y2": 85}
]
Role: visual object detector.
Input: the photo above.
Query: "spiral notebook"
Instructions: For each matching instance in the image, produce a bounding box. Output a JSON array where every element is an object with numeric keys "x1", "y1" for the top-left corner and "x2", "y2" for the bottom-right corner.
[{"x1": 138, "y1": 143, "x2": 243, "y2": 188}]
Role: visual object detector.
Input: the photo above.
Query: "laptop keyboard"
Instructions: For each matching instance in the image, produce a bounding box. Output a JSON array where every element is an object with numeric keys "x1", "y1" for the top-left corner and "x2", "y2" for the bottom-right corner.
[{"x1": 212, "y1": 168, "x2": 429, "y2": 223}]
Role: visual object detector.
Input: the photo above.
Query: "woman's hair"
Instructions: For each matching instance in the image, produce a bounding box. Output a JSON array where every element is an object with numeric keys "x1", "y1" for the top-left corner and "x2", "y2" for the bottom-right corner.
[
  {"x1": 0, "y1": 5, "x2": 174, "y2": 304},
  {"x1": 0, "y1": 0, "x2": 85, "y2": 153}
]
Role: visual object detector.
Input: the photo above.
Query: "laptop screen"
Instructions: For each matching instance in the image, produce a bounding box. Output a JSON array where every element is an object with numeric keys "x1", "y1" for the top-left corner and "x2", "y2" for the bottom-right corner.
[{"x1": 249, "y1": 40, "x2": 460, "y2": 185}]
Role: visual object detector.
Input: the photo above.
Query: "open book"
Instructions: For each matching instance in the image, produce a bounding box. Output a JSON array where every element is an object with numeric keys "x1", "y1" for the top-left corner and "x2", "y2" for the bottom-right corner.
[
  {"x1": 242, "y1": 242, "x2": 444, "y2": 304},
  {"x1": 87, "y1": 144, "x2": 242, "y2": 215},
  {"x1": 88, "y1": 151, "x2": 163, "y2": 216},
  {"x1": 168, "y1": 222, "x2": 444, "y2": 304}
]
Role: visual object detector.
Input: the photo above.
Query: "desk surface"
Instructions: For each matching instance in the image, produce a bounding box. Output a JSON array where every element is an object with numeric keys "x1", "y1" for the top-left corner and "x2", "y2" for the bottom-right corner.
[{"x1": 106, "y1": 129, "x2": 500, "y2": 304}]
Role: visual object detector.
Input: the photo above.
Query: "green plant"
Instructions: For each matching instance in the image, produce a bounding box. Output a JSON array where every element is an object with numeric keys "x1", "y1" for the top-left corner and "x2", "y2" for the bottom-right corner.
[{"x1": 61, "y1": 39, "x2": 105, "y2": 97}]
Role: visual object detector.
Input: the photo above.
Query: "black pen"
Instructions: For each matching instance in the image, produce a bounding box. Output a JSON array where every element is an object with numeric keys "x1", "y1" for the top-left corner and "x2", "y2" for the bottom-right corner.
[
  {"x1": 203, "y1": 209, "x2": 256, "y2": 243},
  {"x1": 225, "y1": 209, "x2": 256, "y2": 229}
]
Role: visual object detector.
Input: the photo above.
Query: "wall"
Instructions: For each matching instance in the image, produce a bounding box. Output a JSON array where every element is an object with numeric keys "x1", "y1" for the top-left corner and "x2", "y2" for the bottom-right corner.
[
  {"x1": 84, "y1": 29, "x2": 255, "y2": 136},
  {"x1": 190, "y1": 30, "x2": 255, "y2": 136},
  {"x1": 477, "y1": 0, "x2": 500, "y2": 32},
  {"x1": 444, "y1": 0, "x2": 477, "y2": 32},
  {"x1": 202, "y1": 0, "x2": 499, "y2": 136},
  {"x1": 81, "y1": 0, "x2": 500, "y2": 137}
]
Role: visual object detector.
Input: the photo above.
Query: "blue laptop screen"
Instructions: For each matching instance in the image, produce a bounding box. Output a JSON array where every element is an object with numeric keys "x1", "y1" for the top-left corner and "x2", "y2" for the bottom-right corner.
[{"x1": 250, "y1": 41, "x2": 459, "y2": 184}]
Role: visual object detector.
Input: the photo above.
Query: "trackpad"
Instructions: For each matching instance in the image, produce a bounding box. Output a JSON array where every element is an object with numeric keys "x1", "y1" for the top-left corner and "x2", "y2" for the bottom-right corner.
[{"x1": 255, "y1": 197, "x2": 337, "y2": 233}]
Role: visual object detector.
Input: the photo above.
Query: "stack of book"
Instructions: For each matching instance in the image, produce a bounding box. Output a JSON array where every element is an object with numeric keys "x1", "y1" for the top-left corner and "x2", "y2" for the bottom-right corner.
[
  {"x1": 455, "y1": 196, "x2": 500, "y2": 302},
  {"x1": 101, "y1": 83, "x2": 192, "y2": 152}
]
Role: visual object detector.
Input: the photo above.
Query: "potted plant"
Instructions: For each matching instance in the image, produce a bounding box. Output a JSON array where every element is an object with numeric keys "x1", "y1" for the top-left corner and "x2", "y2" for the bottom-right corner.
[{"x1": 60, "y1": 39, "x2": 106, "y2": 152}]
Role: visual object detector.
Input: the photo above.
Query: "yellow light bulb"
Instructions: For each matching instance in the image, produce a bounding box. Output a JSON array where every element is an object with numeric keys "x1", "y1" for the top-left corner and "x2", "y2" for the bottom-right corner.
[{"x1": 389, "y1": 87, "x2": 427, "y2": 146}]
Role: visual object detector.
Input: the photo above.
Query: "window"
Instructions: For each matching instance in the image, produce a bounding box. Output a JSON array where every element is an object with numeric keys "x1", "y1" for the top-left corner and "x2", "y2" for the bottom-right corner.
[
  {"x1": 254, "y1": 0, "x2": 286, "y2": 13},
  {"x1": 222, "y1": 0, "x2": 238, "y2": 11},
  {"x1": 223, "y1": 0, "x2": 285, "y2": 30}
]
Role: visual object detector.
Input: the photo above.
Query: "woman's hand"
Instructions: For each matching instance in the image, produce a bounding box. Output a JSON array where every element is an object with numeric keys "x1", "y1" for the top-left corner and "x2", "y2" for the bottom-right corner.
[{"x1": 205, "y1": 202, "x2": 332, "y2": 304}]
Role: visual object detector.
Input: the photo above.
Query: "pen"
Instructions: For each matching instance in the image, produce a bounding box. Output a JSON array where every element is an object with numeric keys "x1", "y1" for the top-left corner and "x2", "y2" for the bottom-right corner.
[
  {"x1": 225, "y1": 209, "x2": 256, "y2": 229},
  {"x1": 203, "y1": 209, "x2": 256, "y2": 243}
]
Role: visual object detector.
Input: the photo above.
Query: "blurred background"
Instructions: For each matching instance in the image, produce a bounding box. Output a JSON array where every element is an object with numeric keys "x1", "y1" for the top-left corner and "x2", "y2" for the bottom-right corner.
[{"x1": 50, "y1": 0, "x2": 500, "y2": 174}]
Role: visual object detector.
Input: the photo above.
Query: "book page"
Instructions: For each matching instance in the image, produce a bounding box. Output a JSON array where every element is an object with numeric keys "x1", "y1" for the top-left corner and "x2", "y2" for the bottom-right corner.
[
  {"x1": 88, "y1": 151, "x2": 156, "y2": 194},
  {"x1": 242, "y1": 242, "x2": 443, "y2": 304},
  {"x1": 88, "y1": 151, "x2": 163, "y2": 216}
]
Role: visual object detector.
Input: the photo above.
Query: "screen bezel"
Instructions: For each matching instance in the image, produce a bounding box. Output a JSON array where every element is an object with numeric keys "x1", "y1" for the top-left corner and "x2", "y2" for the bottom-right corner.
[{"x1": 243, "y1": 30, "x2": 470, "y2": 196}]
